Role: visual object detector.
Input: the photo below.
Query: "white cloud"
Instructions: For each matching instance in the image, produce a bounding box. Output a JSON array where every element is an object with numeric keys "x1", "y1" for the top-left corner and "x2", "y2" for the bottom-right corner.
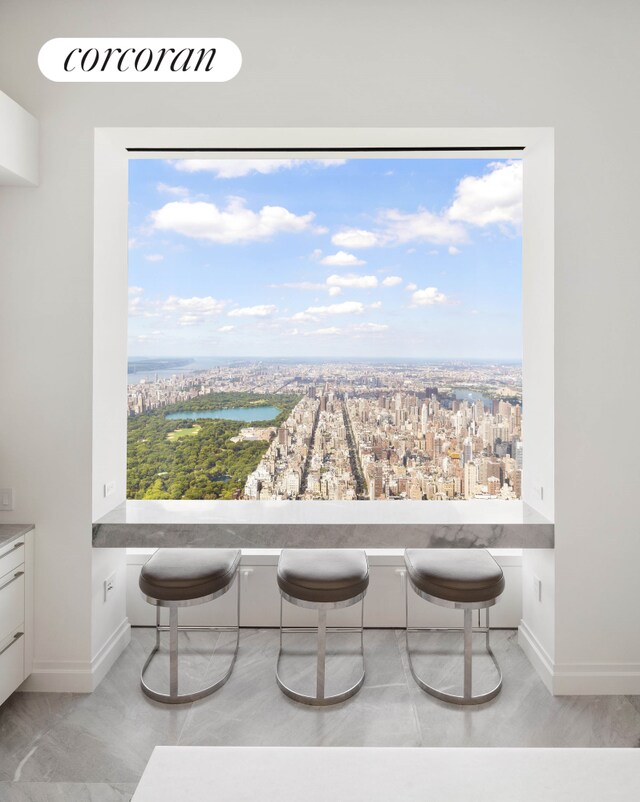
[
  {"x1": 370, "y1": 301, "x2": 382, "y2": 309},
  {"x1": 144, "y1": 253, "x2": 164, "y2": 262},
  {"x1": 310, "y1": 248, "x2": 323, "y2": 261},
  {"x1": 353, "y1": 322, "x2": 389, "y2": 333},
  {"x1": 293, "y1": 301, "x2": 365, "y2": 321},
  {"x1": 331, "y1": 210, "x2": 466, "y2": 251},
  {"x1": 218, "y1": 325, "x2": 235, "y2": 332},
  {"x1": 156, "y1": 182, "x2": 189, "y2": 197},
  {"x1": 382, "y1": 275, "x2": 402, "y2": 287},
  {"x1": 151, "y1": 197, "x2": 317, "y2": 244},
  {"x1": 448, "y1": 246, "x2": 460, "y2": 256},
  {"x1": 273, "y1": 281, "x2": 325, "y2": 290},
  {"x1": 378, "y1": 208, "x2": 468, "y2": 246},
  {"x1": 170, "y1": 158, "x2": 346, "y2": 179},
  {"x1": 307, "y1": 327, "x2": 342, "y2": 336},
  {"x1": 331, "y1": 229, "x2": 384, "y2": 249},
  {"x1": 178, "y1": 315, "x2": 200, "y2": 327},
  {"x1": 128, "y1": 286, "x2": 144, "y2": 295},
  {"x1": 326, "y1": 274, "x2": 378, "y2": 289},
  {"x1": 406, "y1": 282, "x2": 418, "y2": 291},
  {"x1": 320, "y1": 250, "x2": 367, "y2": 267},
  {"x1": 162, "y1": 295, "x2": 226, "y2": 316},
  {"x1": 228, "y1": 304, "x2": 277, "y2": 317},
  {"x1": 447, "y1": 160, "x2": 522, "y2": 228},
  {"x1": 411, "y1": 287, "x2": 448, "y2": 306},
  {"x1": 328, "y1": 286, "x2": 342, "y2": 297}
]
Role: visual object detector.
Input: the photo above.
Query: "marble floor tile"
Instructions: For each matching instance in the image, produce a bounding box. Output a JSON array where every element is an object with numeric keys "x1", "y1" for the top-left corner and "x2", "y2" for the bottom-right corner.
[
  {"x1": 0, "y1": 782, "x2": 136, "y2": 801},
  {"x1": 178, "y1": 628, "x2": 421, "y2": 748},
  {"x1": 0, "y1": 626, "x2": 639, "y2": 798}
]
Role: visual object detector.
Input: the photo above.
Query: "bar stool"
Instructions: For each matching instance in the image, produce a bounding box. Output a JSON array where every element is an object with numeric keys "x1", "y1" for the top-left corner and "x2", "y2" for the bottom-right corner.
[
  {"x1": 276, "y1": 549, "x2": 369, "y2": 706},
  {"x1": 404, "y1": 548, "x2": 505, "y2": 705},
  {"x1": 139, "y1": 548, "x2": 241, "y2": 704}
]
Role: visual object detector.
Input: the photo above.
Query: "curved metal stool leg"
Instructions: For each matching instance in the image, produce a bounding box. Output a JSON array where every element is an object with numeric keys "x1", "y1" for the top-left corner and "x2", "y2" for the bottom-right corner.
[
  {"x1": 141, "y1": 572, "x2": 241, "y2": 704},
  {"x1": 405, "y1": 578, "x2": 502, "y2": 706},
  {"x1": 276, "y1": 596, "x2": 366, "y2": 706}
]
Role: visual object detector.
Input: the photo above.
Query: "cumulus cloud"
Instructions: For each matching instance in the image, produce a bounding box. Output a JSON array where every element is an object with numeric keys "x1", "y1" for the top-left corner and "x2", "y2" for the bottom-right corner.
[
  {"x1": 328, "y1": 286, "x2": 342, "y2": 297},
  {"x1": 144, "y1": 253, "x2": 164, "y2": 262},
  {"x1": 170, "y1": 158, "x2": 346, "y2": 179},
  {"x1": 292, "y1": 301, "x2": 365, "y2": 321},
  {"x1": 382, "y1": 275, "x2": 402, "y2": 287},
  {"x1": 151, "y1": 197, "x2": 317, "y2": 244},
  {"x1": 162, "y1": 295, "x2": 226, "y2": 316},
  {"x1": 410, "y1": 287, "x2": 448, "y2": 306},
  {"x1": 331, "y1": 229, "x2": 384, "y2": 249},
  {"x1": 448, "y1": 246, "x2": 460, "y2": 255},
  {"x1": 156, "y1": 182, "x2": 189, "y2": 197},
  {"x1": 128, "y1": 286, "x2": 144, "y2": 296},
  {"x1": 447, "y1": 160, "x2": 522, "y2": 228},
  {"x1": 228, "y1": 304, "x2": 277, "y2": 317},
  {"x1": 218, "y1": 325, "x2": 235, "y2": 332},
  {"x1": 326, "y1": 274, "x2": 378, "y2": 289},
  {"x1": 379, "y1": 208, "x2": 468, "y2": 246},
  {"x1": 178, "y1": 315, "x2": 200, "y2": 327},
  {"x1": 406, "y1": 282, "x2": 418, "y2": 291},
  {"x1": 320, "y1": 250, "x2": 367, "y2": 267},
  {"x1": 331, "y1": 210, "x2": 466, "y2": 250},
  {"x1": 307, "y1": 326, "x2": 342, "y2": 336},
  {"x1": 353, "y1": 322, "x2": 389, "y2": 332},
  {"x1": 272, "y1": 281, "x2": 325, "y2": 290}
]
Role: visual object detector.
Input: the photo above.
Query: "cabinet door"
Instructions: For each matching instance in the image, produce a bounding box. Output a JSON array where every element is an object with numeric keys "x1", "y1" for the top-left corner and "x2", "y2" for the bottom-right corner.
[
  {"x1": 0, "y1": 630, "x2": 24, "y2": 706},
  {"x1": 0, "y1": 567, "x2": 25, "y2": 642}
]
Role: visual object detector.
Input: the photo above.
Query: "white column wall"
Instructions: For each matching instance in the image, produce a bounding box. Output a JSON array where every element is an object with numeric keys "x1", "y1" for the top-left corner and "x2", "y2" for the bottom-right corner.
[{"x1": 0, "y1": 0, "x2": 638, "y2": 693}]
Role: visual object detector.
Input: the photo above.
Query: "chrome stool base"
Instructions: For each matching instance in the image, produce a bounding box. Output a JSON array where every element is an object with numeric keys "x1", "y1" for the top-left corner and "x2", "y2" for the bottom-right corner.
[
  {"x1": 140, "y1": 573, "x2": 240, "y2": 705},
  {"x1": 405, "y1": 578, "x2": 502, "y2": 706},
  {"x1": 276, "y1": 591, "x2": 366, "y2": 707}
]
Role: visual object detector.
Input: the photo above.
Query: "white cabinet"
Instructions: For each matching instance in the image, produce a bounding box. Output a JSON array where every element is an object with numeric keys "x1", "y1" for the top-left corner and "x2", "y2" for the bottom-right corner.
[{"x1": 0, "y1": 529, "x2": 34, "y2": 706}]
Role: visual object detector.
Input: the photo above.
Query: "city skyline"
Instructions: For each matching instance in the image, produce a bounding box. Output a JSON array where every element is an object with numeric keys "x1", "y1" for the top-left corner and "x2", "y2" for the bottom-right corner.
[{"x1": 128, "y1": 157, "x2": 522, "y2": 360}]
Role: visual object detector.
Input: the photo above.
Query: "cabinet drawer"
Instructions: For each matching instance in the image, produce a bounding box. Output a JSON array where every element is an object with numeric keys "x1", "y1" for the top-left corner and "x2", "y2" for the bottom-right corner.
[
  {"x1": 0, "y1": 539, "x2": 25, "y2": 576},
  {"x1": 0, "y1": 568, "x2": 24, "y2": 643},
  {"x1": 0, "y1": 630, "x2": 25, "y2": 707}
]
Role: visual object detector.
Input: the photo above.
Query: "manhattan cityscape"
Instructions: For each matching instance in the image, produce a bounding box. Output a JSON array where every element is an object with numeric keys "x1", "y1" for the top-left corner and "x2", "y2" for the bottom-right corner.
[{"x1": 127, "y1": 359, "x2": 522, "y2": 501}]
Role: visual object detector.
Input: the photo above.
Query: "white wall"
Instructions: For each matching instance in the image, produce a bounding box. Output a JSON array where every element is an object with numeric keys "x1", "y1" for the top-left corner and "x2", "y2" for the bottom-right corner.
[
  {"x1": 0, "y1": 90, "x2": 38, "y2": 186},
  {"x1": 1, "y1": 0, "x2": 639, "y2": 694}
]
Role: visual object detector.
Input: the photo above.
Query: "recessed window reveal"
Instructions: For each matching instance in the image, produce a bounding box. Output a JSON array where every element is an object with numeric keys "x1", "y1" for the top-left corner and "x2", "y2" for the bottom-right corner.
[{"x1": 127, "y1": 154, "x2": 522, "y2": 503}]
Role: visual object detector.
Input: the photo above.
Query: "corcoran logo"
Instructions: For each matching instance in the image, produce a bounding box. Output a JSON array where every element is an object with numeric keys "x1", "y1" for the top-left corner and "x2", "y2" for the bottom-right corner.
[{"x1": 38, "y1": 38, "x2": 241, "y2": 82}]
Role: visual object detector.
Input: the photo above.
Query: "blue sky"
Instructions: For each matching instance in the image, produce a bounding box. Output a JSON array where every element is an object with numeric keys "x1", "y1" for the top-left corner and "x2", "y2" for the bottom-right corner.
[{"x1": 128, "y1": 157, "x2": 522, "y2": 359}]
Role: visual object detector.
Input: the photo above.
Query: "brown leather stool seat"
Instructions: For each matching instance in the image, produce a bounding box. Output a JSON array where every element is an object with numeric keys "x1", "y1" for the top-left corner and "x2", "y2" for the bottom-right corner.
[
  {"x1": 404, "y1": 548, "x2": 505, "y2": 705},
  {"x1": 140, "y1": 548, "x2": 241, "y2": 603},
  {"x1": 405, "y1": 548, "x2": 505, "y2": 605},
  {"x1": 138, "y1": 548, "x2": 241, "y2": 704},
  {"x1": 277, "y1": 549, "x2": 369, "y2": 604},
  {"x1": 276, "y1": 549, "x2": 369, "y2": 706}
]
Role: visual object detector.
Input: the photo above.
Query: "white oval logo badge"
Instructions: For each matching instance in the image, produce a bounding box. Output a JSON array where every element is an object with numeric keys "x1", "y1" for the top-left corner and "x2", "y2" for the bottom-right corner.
[{"x1": 38, "y1": 38, "x2": 241, "y2": 82}]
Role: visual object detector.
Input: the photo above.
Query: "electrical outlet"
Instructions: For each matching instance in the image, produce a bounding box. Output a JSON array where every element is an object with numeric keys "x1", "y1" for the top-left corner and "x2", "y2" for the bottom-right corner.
[
  {"x1": 533, "y1": 575, "x2": 542, "y2": 603},
  {"x1": 104, "y1": 481, "x2": 116, "y2": 498},
  {"x1": 104, "y1": 571, "x2": 116, "y2": 602},
  {"x1": 0, "y1": 488, "x2": 15, "y2": 511}
]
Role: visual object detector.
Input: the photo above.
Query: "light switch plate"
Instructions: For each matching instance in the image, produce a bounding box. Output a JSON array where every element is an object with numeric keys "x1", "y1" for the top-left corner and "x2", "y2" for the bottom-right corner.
[{"x1": 0, "y1": 488, "x2": 15, "y2": 511}]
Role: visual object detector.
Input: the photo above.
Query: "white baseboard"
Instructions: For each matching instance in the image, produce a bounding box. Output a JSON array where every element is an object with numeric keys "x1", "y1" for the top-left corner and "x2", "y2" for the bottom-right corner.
[
  {"x1": 19, "y1": 619, "x2": 131, "y2": 693},
  {"x1": 519, "y1": 621, "x2": 640, "y2": 695},
  {"x1": 518, "y1": 620, "x2": 554, "y2": 693}
]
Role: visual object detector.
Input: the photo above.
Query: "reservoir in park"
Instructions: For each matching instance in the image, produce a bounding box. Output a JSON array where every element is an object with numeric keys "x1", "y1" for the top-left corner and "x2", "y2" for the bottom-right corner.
[{"x1": 165, "y1": 406, "x2": 281, "y2": 423}]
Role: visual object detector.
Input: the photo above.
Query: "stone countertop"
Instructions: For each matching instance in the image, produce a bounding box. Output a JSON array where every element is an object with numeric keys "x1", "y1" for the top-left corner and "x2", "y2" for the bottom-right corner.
[
  {"x1": 0, "y1": 524, "x2": 35, "y2": 549},
  {"x1": 92, "y1": 501, "x2": 553, "y2": 549}
]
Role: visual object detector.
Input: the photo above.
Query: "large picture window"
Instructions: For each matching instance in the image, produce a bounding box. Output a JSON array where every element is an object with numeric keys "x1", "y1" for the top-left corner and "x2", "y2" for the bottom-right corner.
[{"x1": 127, "y1": 155, "x2": 522, "y2": 502}]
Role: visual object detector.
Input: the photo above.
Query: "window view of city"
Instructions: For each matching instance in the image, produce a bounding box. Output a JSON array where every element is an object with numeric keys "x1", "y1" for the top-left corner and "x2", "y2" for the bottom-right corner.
[{"x1": 128, "y1": 156, "x2": 522, "y2": 501}]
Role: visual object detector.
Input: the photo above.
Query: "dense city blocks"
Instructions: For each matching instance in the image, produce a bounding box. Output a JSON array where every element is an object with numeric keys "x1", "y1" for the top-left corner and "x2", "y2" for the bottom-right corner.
[{"x1": 127, "y1": 360, "x2": 522, "y2": 501}]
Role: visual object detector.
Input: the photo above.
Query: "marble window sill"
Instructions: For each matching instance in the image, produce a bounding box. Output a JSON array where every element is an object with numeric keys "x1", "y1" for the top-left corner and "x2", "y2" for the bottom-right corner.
[{"x1": 92, "y1": 500, "x2": 553, "y2": 550}]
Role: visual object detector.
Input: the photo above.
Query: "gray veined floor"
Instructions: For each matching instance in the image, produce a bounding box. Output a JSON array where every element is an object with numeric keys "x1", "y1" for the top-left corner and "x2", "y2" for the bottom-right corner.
[{"x1": 0, "y1": 627, "x2": 639, "y2": 801}]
